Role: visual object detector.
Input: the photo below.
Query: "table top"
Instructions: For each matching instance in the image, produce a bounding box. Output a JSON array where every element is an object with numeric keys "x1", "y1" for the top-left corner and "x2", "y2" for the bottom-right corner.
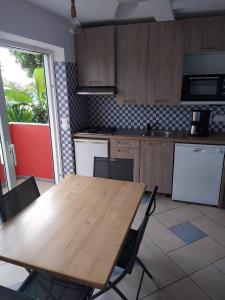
[{"x1": 0, "y1": 175, "x2": 146, "y2": 289}]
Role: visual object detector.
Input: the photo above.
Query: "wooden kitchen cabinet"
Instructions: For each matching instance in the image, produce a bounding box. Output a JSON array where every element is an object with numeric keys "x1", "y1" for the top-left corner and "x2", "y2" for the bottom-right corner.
[
  {"x1": 116, "y1": 23, "x2": 149, "y2": 105},
  {"x1": 110, "y1": 139, "x2": 140, "y2": 182},
  {"x1": 140, "y1": 141, "x2": 174, "y2": 194},
  {"x1": 76, "y1": 26, "x2": 115, "y2": 86},
  {"x1": 148, "y1": 21, "x2": 185, "y2": 105},
  {"x1": 185, "y1": 16, "x2": 225, "y2": 53}
]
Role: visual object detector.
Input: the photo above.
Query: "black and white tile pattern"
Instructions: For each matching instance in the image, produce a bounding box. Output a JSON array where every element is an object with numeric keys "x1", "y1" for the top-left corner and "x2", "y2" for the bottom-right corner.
[
  {"x1": 54, "y1": 62, "x2": 75, "y2": 175},
  {"x1": 88, "y1": 96, "x2": 225, "y2": 132},
  {"x1": 66, "y1": 63, "x2": 89, "y2": 133},
  {"x1": 54, "y1": 62, "x2": 88, "y2": 175}
]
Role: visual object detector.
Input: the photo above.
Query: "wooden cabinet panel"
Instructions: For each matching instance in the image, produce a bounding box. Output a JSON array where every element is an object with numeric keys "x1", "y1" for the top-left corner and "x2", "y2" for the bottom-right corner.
[
  {"x1": 111, "y1": 139, "x2": 140, "y2": 149},
  {"x1": 140, "y1": 141, "x2": 174, "y2": 194},
  {"x1": 116, "y1": 23, "x2": 149, "y2": 105},
  {"x1": 185, "y1": 16, "x2": 225, "y2": 53},
  {"x1": 110, "y1": 147, "x2": 140, "y2": 182},
  {"x1": 76, "y1": 26, "x2": 115, "y2": 86},
  {"x1": 148, "y1": 21, "x2": 184, "y2": 105}
]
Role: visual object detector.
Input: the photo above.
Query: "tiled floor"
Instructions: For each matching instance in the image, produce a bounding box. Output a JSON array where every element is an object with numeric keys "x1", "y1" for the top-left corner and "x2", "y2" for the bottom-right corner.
[{"x1": 1, "y1": 193, "x2": 225, "y2": 300}]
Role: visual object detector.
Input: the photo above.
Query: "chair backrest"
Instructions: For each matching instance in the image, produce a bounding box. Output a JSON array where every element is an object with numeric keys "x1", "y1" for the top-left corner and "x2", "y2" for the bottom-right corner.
[
  {"x1": 0, "y1": 177, "x2": 40, "y2": 223},
  {"x1": 127, "y1": 186, "x2": 158, "y2": 272},
  {"x1": 94, "y1": 157, "x2": 134, "y2": 181}
]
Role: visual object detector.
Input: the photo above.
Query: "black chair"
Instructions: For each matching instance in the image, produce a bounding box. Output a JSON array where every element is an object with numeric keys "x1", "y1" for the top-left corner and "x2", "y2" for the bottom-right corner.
[
  {"x1": 94, "y1": 157, "x2": 134, "y2": 181},
  {"x1": 0, "y1": 285, "x2": 35, "y2": 300},
  {"x1": 92, "y1": 186, "x2": 158, "y2": 300},
  {"x1": 0, "y1": 177, "x2": 94, "y2": 300},
  {"x1": 18, "y1": 272, "x2": 93, "y2": 300},
  {"x1": 0, "y1": 176, "x2": 40, "y2": 223}
]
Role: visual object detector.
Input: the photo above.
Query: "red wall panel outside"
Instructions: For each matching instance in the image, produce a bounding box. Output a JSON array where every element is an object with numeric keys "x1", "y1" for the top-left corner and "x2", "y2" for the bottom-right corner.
[{"x1": 9, "y1": 123, "x2": 54, "y2": 180}]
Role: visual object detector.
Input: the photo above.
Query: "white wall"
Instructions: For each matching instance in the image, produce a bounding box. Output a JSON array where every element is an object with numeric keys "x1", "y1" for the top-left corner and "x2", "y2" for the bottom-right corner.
[{"x1": 0, "y1": 0, "x2": 75, "y2": 62}]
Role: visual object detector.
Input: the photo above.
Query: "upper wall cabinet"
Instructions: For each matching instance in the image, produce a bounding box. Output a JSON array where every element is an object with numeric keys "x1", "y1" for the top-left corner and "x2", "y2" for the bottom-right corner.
[
  {"x1": 148, "y1": 21, "x2": 185, "y2": 105},
  {"x1": 116, "y1": 23, "x2": 149, "y2": 105},
  {"x1": 185, "y1": 16, "x2": 225, "y2": 53},
  {"x1": 76, "y1": 26, "x2": 115, "y2": 86}
]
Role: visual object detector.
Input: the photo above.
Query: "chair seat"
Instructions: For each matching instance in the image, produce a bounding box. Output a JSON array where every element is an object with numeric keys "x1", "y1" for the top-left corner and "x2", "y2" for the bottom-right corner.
[
  {"x1": 19, "y1": 271, "x2": 93, "y2": 300},
  {"x1": 116, "y1": 229, "x2": 138, "y2": 270},
  {"x1": 0, "y1": 285, "x2": 35, "y2": 300}
]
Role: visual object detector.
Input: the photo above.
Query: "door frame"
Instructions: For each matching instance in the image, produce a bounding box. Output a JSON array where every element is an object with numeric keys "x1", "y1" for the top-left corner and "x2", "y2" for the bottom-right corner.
[
  {"x1": 0, "y1": 72, "x2": 17, "y2": 189},
  {"x1": 0, "y1": 40, "x2": 63, "y2": 184}
]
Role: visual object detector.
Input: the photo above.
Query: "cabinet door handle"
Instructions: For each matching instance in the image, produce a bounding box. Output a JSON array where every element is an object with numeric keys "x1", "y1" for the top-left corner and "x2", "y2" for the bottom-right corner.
[
  {"x1": 156, "y1": 98, "x2": 168, "y2": 104},
  {"x1": 118, "y1": 141, "x2": 130, "y2": 145},
  {"x1": 117, "y1": 149, "x2": 132, "y2": 153},
  {"x1": 89, "y1": 80, "x2": 104, "y2": 85},
  {"x1": 201, "y1": 46, "x2": 220, "y2": 50},
  {"x1": 124, "y1": 99, "x2": 137, "y2": 105}
]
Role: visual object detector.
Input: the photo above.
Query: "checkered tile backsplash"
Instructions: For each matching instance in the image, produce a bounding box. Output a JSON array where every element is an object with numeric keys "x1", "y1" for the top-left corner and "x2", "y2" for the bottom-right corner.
[
  {"x1": 54, "y1": 62, "x2": 88, "y2": 175},
  {"x1": 88, "y1": 96, "x2": 225, "y2": 132}
]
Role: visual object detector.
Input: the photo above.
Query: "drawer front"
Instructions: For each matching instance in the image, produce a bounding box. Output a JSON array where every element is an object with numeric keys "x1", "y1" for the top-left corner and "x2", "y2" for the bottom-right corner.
[
  {"x1": 110, "y1": 139, "x2": 140, "y2": 149},
  {"x1": 110, "y1": 147, "x2": 140, "y2": 182}
]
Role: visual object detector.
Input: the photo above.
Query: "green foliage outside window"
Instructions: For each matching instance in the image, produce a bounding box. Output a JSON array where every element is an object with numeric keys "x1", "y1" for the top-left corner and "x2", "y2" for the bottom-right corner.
[{"x1": 5, "y1": 51, "x2": 48, "y2": 123}]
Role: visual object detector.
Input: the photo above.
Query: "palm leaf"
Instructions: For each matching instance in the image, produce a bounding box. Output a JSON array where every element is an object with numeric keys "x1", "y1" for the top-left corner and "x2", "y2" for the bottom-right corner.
[{"x1": 4, "y1": 88, "x2": 32, "y2": 104}]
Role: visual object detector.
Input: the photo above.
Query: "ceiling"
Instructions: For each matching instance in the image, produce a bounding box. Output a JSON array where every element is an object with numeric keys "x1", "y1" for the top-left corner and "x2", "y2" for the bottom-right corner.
[{"x1": 25, "y1": 0, "x2": 225, "y2": 25}]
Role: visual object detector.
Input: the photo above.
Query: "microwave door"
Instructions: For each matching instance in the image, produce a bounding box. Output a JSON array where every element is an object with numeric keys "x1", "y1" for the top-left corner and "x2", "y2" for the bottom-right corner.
[
  {"x1": 189, "y1": 77, "x2": 218, "y2": 97},
  {"x1": 182, "y1": 74, "x2": 225, "y2": 103}
]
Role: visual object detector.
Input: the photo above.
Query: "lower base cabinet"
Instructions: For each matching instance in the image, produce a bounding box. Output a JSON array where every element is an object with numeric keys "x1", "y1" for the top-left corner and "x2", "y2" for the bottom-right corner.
[
  {"x1": 110, "y1": 147, "x2": 140, "y2": 182},
  {"x1": 140, "y1": 141, "x2": 174, "y2": 194}
]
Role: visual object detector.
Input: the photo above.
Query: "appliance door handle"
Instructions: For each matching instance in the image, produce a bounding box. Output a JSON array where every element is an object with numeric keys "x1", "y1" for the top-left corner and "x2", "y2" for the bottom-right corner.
[
  {"x1": 75, "y1": 140, "x2": 108, "y2": 144},
  {"x1": 193, "y1": 148, "x2": 205, "y2": 153},
  {"x1": 189, "y1": 76, "x2": 219, "y2": 80}
]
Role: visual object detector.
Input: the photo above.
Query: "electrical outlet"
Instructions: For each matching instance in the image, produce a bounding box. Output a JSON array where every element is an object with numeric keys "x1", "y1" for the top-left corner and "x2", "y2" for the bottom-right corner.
[
  {"x1": 61, "y1": 118, "x2": 69, "y2": 130},
  {"x1": 214, "y1": 114, "x2": 225, "y2": 123}
]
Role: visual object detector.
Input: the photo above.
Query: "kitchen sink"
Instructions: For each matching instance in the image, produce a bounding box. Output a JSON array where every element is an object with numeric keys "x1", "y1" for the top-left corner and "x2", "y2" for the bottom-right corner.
[{"x1": 144, "y1": 130, "x2": 176, "y2": 138}]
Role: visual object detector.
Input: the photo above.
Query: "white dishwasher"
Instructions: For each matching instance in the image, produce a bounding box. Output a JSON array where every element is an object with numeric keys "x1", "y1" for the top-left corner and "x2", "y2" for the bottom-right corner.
[
  {"x1": 74, "y1": 139, "x2": 109, "y2": 176},
  {"x1": 172, "y1": 143, "x2": 225, "y2": 205}
]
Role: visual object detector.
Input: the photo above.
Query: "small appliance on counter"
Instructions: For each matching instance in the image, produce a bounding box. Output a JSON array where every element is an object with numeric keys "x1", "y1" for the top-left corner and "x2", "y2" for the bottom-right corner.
[{"x1": 189, "y1": 110, "x2": 211, "y2": 137}]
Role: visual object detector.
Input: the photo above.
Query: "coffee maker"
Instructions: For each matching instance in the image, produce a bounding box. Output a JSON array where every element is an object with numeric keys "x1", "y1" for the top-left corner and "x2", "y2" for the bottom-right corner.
[{"x1": 189, "y1": 110, "x2": 211, "y2": 136}]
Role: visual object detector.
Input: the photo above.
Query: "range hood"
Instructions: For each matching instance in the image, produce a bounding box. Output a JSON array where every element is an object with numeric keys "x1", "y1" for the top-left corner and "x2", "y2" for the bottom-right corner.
[{"x1": 77, "y1": 86, "x2": 116, "y2": 95}]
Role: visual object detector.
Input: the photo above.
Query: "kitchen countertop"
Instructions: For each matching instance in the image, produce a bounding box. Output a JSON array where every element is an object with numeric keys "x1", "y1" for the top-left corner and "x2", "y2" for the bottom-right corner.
[{"x1": 73, "y1": 130, "x2": 225, "y2": 145}]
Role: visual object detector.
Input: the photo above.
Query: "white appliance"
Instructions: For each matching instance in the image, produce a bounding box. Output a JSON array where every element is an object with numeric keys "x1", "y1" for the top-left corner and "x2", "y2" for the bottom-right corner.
[
  {"x1": 172, "y1": 143, "x2": 225, "y2": 205},
  {"x1": 74, "y1": 139, "x2": 109, "y2": 176}
]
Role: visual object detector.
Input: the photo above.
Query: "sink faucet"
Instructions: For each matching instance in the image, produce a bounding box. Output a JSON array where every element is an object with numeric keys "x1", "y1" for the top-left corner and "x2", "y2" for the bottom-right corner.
[{"x1": 146, "y1": 123, "x2": 158, "y2": 131}]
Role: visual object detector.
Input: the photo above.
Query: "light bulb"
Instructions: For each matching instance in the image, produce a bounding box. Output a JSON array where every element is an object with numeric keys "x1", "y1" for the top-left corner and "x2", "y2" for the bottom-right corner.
[{"x1": 69, "y1": 17, "x2": 81, "y2": 35}]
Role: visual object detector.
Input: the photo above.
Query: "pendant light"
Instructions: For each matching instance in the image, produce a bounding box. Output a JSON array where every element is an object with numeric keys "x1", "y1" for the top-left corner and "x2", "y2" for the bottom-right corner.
[{"x1": 69, "y1": 0, "x2": 81, "y2": 35}]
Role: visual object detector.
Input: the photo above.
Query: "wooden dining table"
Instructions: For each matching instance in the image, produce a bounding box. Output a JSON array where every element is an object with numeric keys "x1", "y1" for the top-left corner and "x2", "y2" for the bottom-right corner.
[{"x1": 0, "y1": 175, "x2": 146, "y2": 289}]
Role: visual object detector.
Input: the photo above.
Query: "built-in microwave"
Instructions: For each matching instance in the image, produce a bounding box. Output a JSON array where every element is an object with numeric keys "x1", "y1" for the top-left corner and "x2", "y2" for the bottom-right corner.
[{"x1": 181, "y1": 74, "x2": 225, "y2": 104}]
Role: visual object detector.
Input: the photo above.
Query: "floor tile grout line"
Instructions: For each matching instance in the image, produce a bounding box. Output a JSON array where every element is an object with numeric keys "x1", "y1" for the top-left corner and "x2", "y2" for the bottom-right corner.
[
  {"x1": 187, "y1": 274, "x2": 214, "y2": 300},
  {"x1": 154, "y1": 200, "x2": 187, "y2": 215},
  {"x1": 147, "y1": 234, "x2": 187, "y2": 255},
  {"x1": 141, "y1": 234, "x2": 187, "y2": 287},
  {"x1": 192, "y1": 205, "x2": 225, "y2": 229},
  {"x1": 213, "y1": 262, "x2": 225, "y2": 276},
  {"x1": 188, "y1": 223, "x2": 225, "y2": 249},
  {"x1": 153, "y1": 211, "x2": 205, "y2": 234},
  {"x1": 174, "y1": 252, "x2": 225, "y2": 278},
  {"x1": 146, "y1": 233, "x2": 225, "y2": 288},
  {"x1": 139, "y1": 274, "x2": 187, "y2": 300}
]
